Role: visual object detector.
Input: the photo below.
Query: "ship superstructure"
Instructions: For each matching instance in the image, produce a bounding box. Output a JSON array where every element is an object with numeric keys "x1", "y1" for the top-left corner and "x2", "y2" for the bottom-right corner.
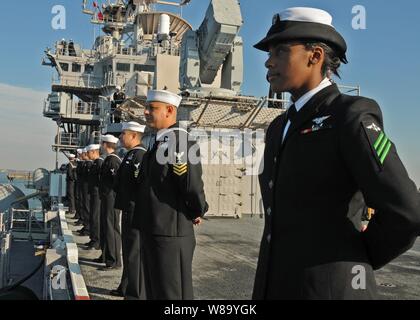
[
  {"x1": 42, "y1": 0, "x2": 283, "y2": 218},
  {"x1": 41, "y1": 0, "x2": 359, "y2": 219}
]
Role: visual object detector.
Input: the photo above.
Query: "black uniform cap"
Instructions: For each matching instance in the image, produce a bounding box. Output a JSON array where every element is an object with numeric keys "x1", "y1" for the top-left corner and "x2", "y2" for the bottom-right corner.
[{"x1": 254, "y1": 7, "x2": 348, "y2": 64}]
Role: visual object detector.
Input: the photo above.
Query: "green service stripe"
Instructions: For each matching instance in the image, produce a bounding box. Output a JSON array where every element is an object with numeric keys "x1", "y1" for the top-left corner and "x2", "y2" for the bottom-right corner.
[
  {"x1": 376, "y1": 136, "x2": 389, "y2": 156},
  {"x1": 374, "y1": 132, "x2": 385, "y2": 150},
  {"x1": 380, "y1": 141, "x2": 392, "y2": 164}
]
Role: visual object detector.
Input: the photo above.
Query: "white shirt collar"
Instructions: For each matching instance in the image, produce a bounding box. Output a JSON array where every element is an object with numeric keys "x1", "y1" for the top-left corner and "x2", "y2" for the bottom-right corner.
[{"x1": 293, "y1": 78, "x2": 333, "y2": 112}]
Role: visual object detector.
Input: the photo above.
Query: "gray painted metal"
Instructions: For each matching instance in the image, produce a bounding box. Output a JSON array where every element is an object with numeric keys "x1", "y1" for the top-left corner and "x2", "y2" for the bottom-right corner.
[
  {"x1": 0, "y1": 232, "x2": 11, "y2": 289},
  {"x1": 0, "y1": 184, "x2": 28, "y2": 213},
  {"x1": 33, "y1": 168, "x2": 50, "y2": 191},
  {"x1": 49, "y1": 174, "x2": 67, "y2": 198},
  {"x1": 180, "y1": 0, "x2": 243, "y2": 92},
  {"x1": 197, "y1": 0, "x2": 243, "y2": 85}
]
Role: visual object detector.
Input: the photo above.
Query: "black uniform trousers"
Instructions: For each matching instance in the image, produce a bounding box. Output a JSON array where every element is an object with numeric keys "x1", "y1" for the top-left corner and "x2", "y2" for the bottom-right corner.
[
  {"x1": 141, "y1": 233, "x2": 196, "y2": 300},
  {"x1": 74, "y1": 181, "x2": 81, "y2": 220},
  {"x1": 100, "y1": 192, "x2": 122, "y2": 267},
  {"x1": 118, "y1": 209, "x2": 145, "y2": 300},
  {"x1": 89, "y1": 191, "x2": 101, "y2": 244},
  {"x1": 67, "y1": 181, "x2": 76, "y2": 213},
  {"x1": 81, "y1": 181, "x2": 90, "y2": 231}
]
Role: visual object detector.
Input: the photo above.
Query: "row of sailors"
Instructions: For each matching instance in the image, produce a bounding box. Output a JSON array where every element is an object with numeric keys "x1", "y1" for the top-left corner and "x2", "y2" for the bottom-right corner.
[
  {"x1": 66, "y1": 90, "x2": 208, "y2": 300},
  {"x1": 66, "y1": 122, "x2": 147, "y2": 299}
]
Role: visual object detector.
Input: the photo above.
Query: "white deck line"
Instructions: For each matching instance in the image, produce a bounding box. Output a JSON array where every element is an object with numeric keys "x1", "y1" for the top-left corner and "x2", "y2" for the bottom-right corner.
[{"x1": 58, "y1": 210, "x2": 90, "y2": 300}]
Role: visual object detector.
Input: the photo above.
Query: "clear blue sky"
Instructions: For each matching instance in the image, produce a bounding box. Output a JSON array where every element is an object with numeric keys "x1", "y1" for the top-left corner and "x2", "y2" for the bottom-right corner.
[{"x1": 0, "y1": 0, "x2": 419, "y2": 184}]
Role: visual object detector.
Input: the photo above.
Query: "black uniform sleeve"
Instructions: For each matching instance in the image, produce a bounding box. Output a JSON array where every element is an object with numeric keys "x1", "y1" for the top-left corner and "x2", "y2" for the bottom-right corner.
[
  {"x1": 109, "y1": 156, "x2": 121, "y2": 186},
  {"x1": 67, "y1": 164, "x2": 75, "y2": 181},
  {"x1": 98, "y1": 158, "x2": 104, "y2": 168},
  {"x1": 339, "y1": 98, "x2": 420, "y2": 269},
  {"x1": 113, "y1": 163, "x2": 122, "y2": 192},
  {"x1": 131, "y1": 149, "x2": 147, "y2": 202},
  {"x1": 171, "y1": 137, "x2": 208, "y2": 219},
  {"x1": 134, "y1": 149, "x2": 146, "y2": 170},
  {"x1": 95, "y1": 159, "x2": 103, "y2": 180},
  {"x1": 112, "y1": 157, "x2": 125, "y2": 192},
  {"x1": 74, "y1": 164, "x2": 78, "y2": 181}
]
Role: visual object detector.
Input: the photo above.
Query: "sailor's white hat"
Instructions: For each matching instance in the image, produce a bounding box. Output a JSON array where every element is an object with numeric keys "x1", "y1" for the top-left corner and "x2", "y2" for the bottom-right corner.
[
  {"x1": 278, "y1": 7, "x2": 334, "y2": 26},
  {"x1": 122, "y1": 121, "x2": 146, "y2": 133},
  {"x1": 76, "y1": 148, "x2": 83, "y2": 154},
  {"x1": 86, "y1": 144, "x2": 101, "y2": 152},
  {"x1": 101, "y1": 134, "x2": 119, "y2": 144},
  {"x1": 68, "y1": 154, "x2": 76, "y2": 159},
  {"x1": 146, "y1": 90, "x2": 182, "y2": 108},
  {"x1": 82, "y1": 148, "x2": 88, "y2": 153}
]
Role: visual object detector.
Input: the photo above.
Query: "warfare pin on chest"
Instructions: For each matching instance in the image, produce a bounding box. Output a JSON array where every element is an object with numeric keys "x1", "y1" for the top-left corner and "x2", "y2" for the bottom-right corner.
[{"x1": 134, "y1": 163, "x2": 140, "y2": 178}]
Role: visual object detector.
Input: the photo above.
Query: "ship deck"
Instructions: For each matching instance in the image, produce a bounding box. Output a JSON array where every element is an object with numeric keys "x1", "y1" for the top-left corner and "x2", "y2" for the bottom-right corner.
[{"x1": 65, "y1": 214, "x2": 420, "y2": 300}]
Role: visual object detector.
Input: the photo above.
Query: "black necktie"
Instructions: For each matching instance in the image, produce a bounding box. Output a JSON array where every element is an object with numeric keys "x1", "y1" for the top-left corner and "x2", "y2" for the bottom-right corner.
[
  {"x1": 287, "y1": 104, "x2": 297, "y2": 123},
  {"x1": 148, "y1": 134, "x2": 157, "y2": 151},
  {"x1": 282, "y1": 104, "x2": 297, "y2": 143}
]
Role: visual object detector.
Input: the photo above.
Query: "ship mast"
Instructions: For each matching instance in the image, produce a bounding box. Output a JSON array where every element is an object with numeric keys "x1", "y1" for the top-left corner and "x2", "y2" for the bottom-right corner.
[{"x1": 81, "y1": 0, "x2": 192, "y2": 41}]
